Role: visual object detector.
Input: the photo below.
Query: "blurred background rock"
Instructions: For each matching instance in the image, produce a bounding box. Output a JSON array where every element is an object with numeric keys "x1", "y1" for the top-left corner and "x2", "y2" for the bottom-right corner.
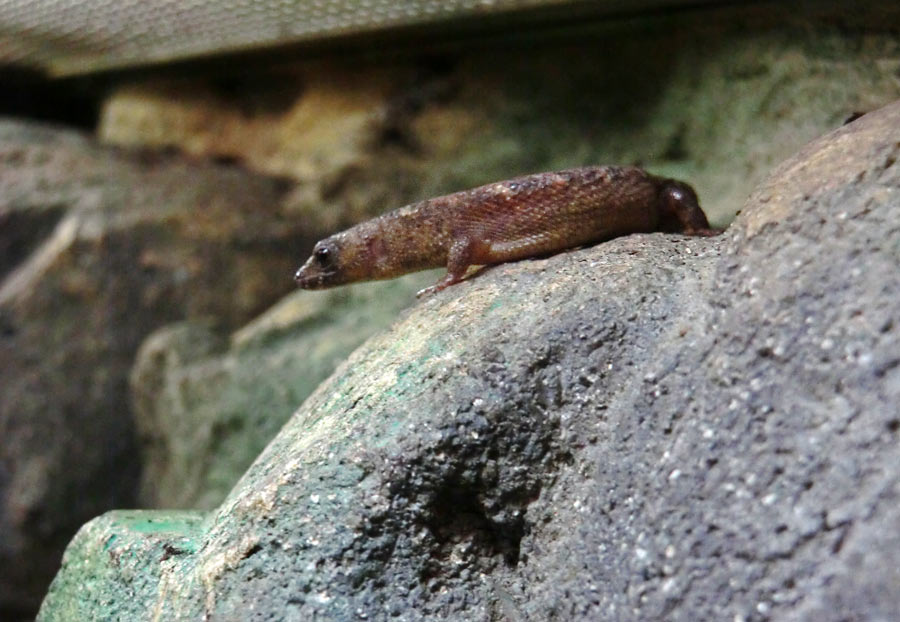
[{"x1": 1, "y1": 1, "x2": 899, "y2": 619}]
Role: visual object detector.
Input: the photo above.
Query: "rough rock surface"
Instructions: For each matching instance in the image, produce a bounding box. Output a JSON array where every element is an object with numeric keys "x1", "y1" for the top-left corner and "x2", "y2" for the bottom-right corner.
[
  {"x1": 0, "y1": 119, "x2": 309, "y2": 615},
  {"x1": 132, "y1": 272, "x2": 435, "y2": 510},
  {"x1": 38, "y1": 99, "x2": 900, "y2": 620}
]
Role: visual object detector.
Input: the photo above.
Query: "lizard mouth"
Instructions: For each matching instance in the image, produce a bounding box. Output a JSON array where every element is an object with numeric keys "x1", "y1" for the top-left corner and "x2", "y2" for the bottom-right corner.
[{"x1": 293, "y1": 267, "x2": 337, "y2": 289}]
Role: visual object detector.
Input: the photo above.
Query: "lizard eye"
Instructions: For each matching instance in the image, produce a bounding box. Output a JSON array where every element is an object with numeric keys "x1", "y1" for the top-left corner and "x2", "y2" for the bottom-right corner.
[
  {"x1": 314, "y1": 245, "x2": 333, "y2": 266},
  {"x1": 667, "y1": 187, "x2": 685, "y2": 202}
]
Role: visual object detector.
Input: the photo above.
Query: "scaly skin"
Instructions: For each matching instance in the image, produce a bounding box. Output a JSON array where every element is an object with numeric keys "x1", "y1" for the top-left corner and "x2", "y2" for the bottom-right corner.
[{"x1": 294, "y1": 166, "x2": 716, "y2": 296}]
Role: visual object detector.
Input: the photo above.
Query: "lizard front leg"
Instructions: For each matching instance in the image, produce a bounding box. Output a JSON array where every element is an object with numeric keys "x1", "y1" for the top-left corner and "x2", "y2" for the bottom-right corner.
[{"x1": 416, "y1": 237, "x2": 481, "y2": 297}]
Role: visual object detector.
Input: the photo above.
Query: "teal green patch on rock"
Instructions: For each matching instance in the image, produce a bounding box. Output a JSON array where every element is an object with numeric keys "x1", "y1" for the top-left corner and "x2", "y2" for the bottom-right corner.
[
  {"x1": 113, "y1": 511, "x2": 204, "y2": 540},
  {"x1": 38, "y1": 510, "x2": 206, "y2": 622}
]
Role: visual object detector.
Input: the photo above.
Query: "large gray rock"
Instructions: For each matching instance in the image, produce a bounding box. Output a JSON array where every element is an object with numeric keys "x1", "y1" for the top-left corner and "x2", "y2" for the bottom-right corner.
[
  {"x1": 38, "y1": 99, "x2": 900, "y2": 620},
  {"x1": 0, "y1": 119, "x2": 309, "y2": 616}
]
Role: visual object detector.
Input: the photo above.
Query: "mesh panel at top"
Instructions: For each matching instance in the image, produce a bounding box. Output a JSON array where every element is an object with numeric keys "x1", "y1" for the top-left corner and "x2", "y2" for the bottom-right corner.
[{"x1": 0, "y1": 0, "x2": 712, "y2": 76}]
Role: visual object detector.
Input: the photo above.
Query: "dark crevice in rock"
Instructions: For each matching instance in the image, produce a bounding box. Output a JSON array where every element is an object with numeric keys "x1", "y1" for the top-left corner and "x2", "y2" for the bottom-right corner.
[
  {"x1": 242, "y1": 543, "x2": 263, "y2": 561},
  {"x1": 0, "y1": 68, "x2": 102, "y2": 130},
  {"x1": 424, "y1": 479, "x2": 528, "y2": 569},
  {"x1": 0, "y1": 204, "x2": 68, "y2": 280},
  {"x1": 209, "y1": 75, "x2": 305, "y2": 118},
  {"x1": 160, "y1": 544, "x2": 190, "y2": 562}
]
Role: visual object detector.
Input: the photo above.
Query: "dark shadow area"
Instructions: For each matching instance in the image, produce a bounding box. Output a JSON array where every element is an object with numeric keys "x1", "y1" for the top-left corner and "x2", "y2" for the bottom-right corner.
[
  {"x1": 0, "y1": 205, "x2": 67, "y2": 280},
  {"x1": 0, "y1": 68, "x2": 102, "y2": 130},
  {"x1": 424, "y1": 479, "x2": 527, "y2": 570}
]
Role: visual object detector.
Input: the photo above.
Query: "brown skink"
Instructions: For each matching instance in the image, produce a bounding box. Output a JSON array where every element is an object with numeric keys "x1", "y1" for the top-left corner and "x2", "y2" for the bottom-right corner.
[{"x1": 294, "y1": 166, "x2": 716, "y2": 297}]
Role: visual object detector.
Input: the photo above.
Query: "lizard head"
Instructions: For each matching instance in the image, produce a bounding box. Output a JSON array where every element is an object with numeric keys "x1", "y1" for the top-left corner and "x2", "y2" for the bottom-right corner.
[{"x1": 294, "y1": 231, "x2": 370, "y2": 289}]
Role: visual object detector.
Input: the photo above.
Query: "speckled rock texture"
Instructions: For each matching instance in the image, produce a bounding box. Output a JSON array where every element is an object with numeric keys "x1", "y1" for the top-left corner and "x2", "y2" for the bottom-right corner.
[
  {"x1": 38, "y1": 100, "x2": 900, "y2": 621},
  {"x1": 0, "y1": 119, "x2": 309, "y2": 616}
]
